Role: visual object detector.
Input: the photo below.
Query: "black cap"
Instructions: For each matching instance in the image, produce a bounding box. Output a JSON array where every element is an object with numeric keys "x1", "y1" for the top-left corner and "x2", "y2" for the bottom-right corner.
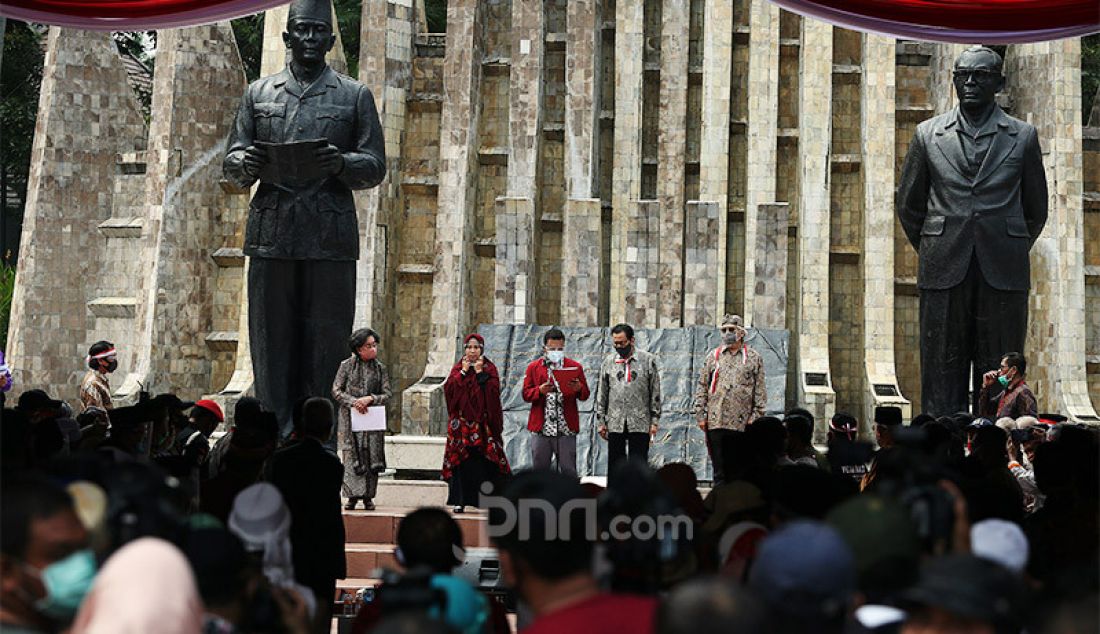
[
  {"x1": 108, "y1": 403, "x2": 156, "y2": 430},
  {"x1": 148, "y1": 393, "x2": 195, "y2": 411},
  {"x1": 16, "y1": 389, "x2": 64, "y2": 412},
  {"x1": 874, "y1": 406, "x2": 903, "y2": 427},
  {"x1": 902, "y1": 555, "x2": 1023, "y2": 627}
]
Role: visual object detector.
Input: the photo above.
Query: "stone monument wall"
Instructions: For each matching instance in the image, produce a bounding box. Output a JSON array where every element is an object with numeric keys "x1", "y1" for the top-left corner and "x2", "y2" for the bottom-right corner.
[{"x1": 9, "y1": 1, "x2": 1097, "y2": 431}]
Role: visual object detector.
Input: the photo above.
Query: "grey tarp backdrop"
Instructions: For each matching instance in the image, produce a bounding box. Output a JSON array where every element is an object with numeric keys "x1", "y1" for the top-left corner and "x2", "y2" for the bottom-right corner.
[{"x1": 472, "y1": 325, "x2": 789, "y2": 481}]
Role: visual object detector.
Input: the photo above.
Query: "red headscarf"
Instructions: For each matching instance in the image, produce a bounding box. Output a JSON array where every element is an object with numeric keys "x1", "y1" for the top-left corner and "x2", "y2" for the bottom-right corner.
[{"x1": 444, "y1": 333, "x2": 503, "y2": 438}]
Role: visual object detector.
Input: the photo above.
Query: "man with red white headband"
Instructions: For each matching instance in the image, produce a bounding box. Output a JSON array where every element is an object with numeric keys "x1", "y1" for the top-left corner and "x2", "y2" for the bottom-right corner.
[
  {"x1": 79, "y1": 340, "x2": 117, "y2": 412},
  {"x1": 694, "y1": 314, "x2": 766, "y2": 484}
]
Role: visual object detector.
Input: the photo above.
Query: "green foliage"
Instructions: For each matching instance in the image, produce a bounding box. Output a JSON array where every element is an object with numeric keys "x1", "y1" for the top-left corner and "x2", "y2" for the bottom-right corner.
[
  {"x1": 0, "y1": 264, "x2": 14, "y2": 349},
  {"x1": 334, "y1": 0, "x2": 361, "y2": 78},
  {"x1": 231, "y1": 12, "x2": 264, "y2": 82},
  {"x1": 1, "y1": 21, "x2": 44, "y2": 266},
  {"x1": 425, "y1": 0, "x2": 447, "y2": 33},
  {"x1": 1083, "y1": 34, "x2": 1099, "y2": 125}
]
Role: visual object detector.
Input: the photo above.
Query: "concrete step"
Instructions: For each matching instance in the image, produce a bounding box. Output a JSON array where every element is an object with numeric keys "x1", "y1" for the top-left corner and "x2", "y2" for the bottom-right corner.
[
  {"x1": 345, "y1": 544, "x2": 401, "y2": 578},
  {"x1": 343, "y1": 506, "x2": 488, "y2": 547}
]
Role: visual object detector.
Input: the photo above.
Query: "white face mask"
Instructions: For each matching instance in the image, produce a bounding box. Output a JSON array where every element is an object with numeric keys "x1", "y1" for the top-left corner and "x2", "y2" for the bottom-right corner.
[{"x1": 546, "y1": 350, "x2": 565, "y2": 364}]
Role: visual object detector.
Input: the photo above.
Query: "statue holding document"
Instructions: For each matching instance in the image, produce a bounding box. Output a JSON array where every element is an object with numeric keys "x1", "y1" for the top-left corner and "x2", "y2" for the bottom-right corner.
[
  {"x1": 223, "y1": 0, "x2": 385, "y2": 435},
  {"x1": 332, "y1": 328, "x2": 391, "y2": 511}
]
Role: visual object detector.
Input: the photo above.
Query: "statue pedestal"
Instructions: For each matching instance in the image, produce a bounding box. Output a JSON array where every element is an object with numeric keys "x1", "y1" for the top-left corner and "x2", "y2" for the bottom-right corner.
[{"x1": 400, "y1": 376, "x2": 449, "y2": 436}]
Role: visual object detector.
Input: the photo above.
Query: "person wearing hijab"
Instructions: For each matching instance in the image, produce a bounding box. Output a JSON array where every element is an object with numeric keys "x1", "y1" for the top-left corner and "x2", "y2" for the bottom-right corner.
[
  {"x1": 332, "y1": 327, "x2": 392, "y2": 510},
  {"x1": 226, "y1": 483, "x2": 317, "y2": 623},
  {"x1": 442, "y1": 333, "x2": 511, "y2": 513},
  {"x1": 69, "y1": 537, "x2": 203, "y2": 634}
]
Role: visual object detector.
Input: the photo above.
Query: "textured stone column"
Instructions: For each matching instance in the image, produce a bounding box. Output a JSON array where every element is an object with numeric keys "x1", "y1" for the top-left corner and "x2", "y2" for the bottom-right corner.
[
  {"x1": 794, "y1": 18, "x2": 836, "y2": 436},
  {"x1": 741, "y1": 0, "x2": 780, "y2": 325},
  {"x1": 564, "y1": 0, "x2": 599, "y2": 200},
  {"x1": 404, "y1": 0, "x2": 483, "y2": 435},
  {"x1": 752, "y1": 203, "x2": 789, "y2": 329},
  {"x1": 930, "y1": 43, "x2": 967, "y2": 115},
  {"x1": 7, "y1": 28, "x2": 147, "y2": 402},
  {"x1": 683, "y1": 201, "x2": 722, "y2": 326},
  {"x1": 657, "y1": 0, "x2": 690, "y2": 327},
  {"x1": 495, "y1": 197, "x2": 537, "y2": 323},
  {"x1": 354, "y1": 0, "x2": 417, "y2": 332},
  {"x1": 622, "y1": 200, "x2": 662, "y2": 327},
  {"x1": 1007, "y1": 41, "x2": 1099, "y2": 422},
  {"x1": 610, "y1": 0, "x2": 646, "y2": 325},
  {"x1": 860, "y1": 34, "x2": 910, "y2": 426},
  {"x1": 700, "y1": 0, "x2": 734, "y2": 315},
  {"x1": 121, "y1": 23, "x2": 248, "y2": 400},
  {"x1": 494, "y1": 0, "x2": 545, "y2": 324},
  {"x1": 561, "y1": 198, "x2": 603, "y2": 326}
]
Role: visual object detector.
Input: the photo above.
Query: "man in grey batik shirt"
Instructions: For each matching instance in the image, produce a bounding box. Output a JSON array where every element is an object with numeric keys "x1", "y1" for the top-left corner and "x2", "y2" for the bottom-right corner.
[{"x1": 597, "y1": 323, "x2": 661, "y2": 470}]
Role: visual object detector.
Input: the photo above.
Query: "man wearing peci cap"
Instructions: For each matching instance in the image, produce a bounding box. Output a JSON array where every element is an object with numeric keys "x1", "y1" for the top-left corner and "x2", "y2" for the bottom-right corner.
[
  {"x1": 79, "y1": 341, "x2": 117, "y2": 412},
  {"x1": 873, "y1": 406, "x2": 903, "y2": 452},
  {"x1": 694, "y1": 314, "x2": 767, "y2": 484},
  {"x1": 223, "y1": 0, "x2": 386, "y2": 435}
]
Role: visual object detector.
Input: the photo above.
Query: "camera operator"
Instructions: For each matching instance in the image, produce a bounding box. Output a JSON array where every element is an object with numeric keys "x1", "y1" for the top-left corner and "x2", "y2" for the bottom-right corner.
[
  {"x1": 352, "y1": 508, "x2": 505, "y2": 634},
  {"x1": 1007, "y1": 417, "x2": 1046, "y2": 513}
]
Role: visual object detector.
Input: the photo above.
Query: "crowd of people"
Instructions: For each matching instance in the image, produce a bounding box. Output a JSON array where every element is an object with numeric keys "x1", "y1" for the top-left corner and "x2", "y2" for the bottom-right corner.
[{"x1": 1, "y1": 324, "x2": 1097, "y2": 634}]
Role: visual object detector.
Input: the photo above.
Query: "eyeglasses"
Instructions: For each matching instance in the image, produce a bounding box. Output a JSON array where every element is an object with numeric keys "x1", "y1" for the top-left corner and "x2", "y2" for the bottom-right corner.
[{"x1": 952, "y1": 69, "x2": 999, "y2": 83}]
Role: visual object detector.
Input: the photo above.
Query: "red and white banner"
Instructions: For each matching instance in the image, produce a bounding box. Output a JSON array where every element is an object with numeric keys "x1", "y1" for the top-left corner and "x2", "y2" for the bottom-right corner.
[{"x1": 0, "y1": 0, "x2": 1097, "y2": 42}]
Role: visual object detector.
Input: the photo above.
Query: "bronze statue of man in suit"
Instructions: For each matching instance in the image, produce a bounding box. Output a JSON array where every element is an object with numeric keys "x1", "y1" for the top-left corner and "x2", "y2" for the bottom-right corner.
[
  {"x1": 897, "y1": 46, "x2": 1048, "y2": 417},
  {"x1": 224, "y1": 0, "x2": 385, "y2": 434}
]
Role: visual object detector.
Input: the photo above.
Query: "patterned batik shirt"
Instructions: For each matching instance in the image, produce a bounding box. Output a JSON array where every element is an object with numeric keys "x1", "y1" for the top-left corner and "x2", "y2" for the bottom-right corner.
[
  {"x1": 693, "y1": 344, "x2": 766, "y2": 431},
  {"x1": 540, "y1": 360, "x2": 574, "y2": 438},
  {"x1": 79, "y1": 369, "x2": 113, "y2": 411},
  {"x1": 597, "y1": 348, "x2": 661, "y2": 434}
]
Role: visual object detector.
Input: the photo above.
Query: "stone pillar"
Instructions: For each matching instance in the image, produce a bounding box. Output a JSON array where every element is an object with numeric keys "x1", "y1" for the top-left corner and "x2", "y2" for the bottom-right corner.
[
  {"x1": 1007, "y1": 41, "x2": 1099, "y2": 422},
  {"x1": 930, "y1": 43, "x2": 967, "y2": 115},
  {"x1": 683, "y1": 201, "x2": 722, "y2": 325},
  {"x1": 7, "y1": 28, "x2": 147, "y2": 403},
  {"x1": 494, "y1": 197, "x2": 537, "y2": 323},
  {"x1": 700, "y1": 0, "x2": 734, "y2": 315},
  {"x1": 119, "y1": 23, "x2": 248, "y2": 401},
  {"x1": 564, "y1": 0, "x2": 599, "y2": 199},
  {"x1": 860, "y1": 34, "x2": 910, "y2": 426},
  {"x1": 494, "y1": 0, "x2": 545, "y2": 324},
  {"x1": 741, "y1": 0, "x2": 780, "y2": 325},
  {"x1": 561, "y1": 198, "x2": 604, "y2": 326},
  {"x1": 621, "y1": 200, "x2": 662, "y2": 327},
  {"x1": 610, "y1": 0, "x2": 645, "y2": 326},
  {"x1": 656, "y1": 0, "x2": 690, "y2": 327},
  {"x1": 354, "y1": 0, "x2": 417, "y2": 333},
  {"x1": 752, "y1": 203, "x2": 789, "y2": 329},
  {"x1": 794, "y1": 18, "x2": 836, "y2": 436},
  {"x1": 403, "y1": 0, "x2": 483, "y2": 435}
]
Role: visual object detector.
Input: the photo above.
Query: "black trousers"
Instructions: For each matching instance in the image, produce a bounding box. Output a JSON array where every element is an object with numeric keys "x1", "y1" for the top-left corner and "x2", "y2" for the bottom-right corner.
[
  {"x1": 706, "y1": 428, "x2": 742, "y2": 485},
  {"x1": 607, "y1": 432, "x2": 650, "y2": 471},
  {"x1": 249, "y1": 258, "x2": 356, "y2": 437},
  {"x1": 919, "y1": 257, "x2": 1027, "y2": 417}
]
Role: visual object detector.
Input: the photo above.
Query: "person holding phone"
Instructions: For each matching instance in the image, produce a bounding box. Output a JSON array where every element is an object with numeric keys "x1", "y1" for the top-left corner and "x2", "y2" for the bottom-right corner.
[
  {"x1": 521, "y1": 328, "x2": 591, "y2": 477},
  {"x1": 442, "y1": 334, "x2": 511, "y2": 513},
  {"x1": 978, "y1": 352, "x2": 1037, "y2": 420}
]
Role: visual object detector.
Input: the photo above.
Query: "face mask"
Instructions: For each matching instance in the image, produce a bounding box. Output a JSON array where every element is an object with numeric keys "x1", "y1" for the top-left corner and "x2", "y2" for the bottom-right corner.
[
  {"x1": 997, "y1": 374, "x2": 1010, "y2": 388},
  {"x1": 104, "y1": 360, "x2": 118, "y2": 373},
  {"x1": 28, "y1": 549, "x2": 98, "y2": 621},
  {"x1": 546, "y1": 350, "x2": 565, "y2": 364},
  {"x1": 615, "y1": 345, "x2": 632, "y2": 359},
  {"x1": 721, "y1": 331, "x2": 740, "y2": 345},
  {"x1": 360, "y1": 347, "x2": 378, "y2": 361}
]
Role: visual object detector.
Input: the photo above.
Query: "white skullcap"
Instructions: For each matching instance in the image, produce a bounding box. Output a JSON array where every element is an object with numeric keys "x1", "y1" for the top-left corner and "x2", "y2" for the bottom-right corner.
[{"x1": 970, "y1": 519, "x2": 1029, "y2": 574}]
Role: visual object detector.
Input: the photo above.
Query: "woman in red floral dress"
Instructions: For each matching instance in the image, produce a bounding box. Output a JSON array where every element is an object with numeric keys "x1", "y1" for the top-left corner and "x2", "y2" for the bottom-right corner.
[{"x1": 442, "y1": 333, "x2": 511, "y2": 512}]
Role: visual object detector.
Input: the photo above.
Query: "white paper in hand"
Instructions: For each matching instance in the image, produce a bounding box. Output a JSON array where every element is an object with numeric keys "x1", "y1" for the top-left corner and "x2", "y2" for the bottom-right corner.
[{"x1": 351, "y1": 406, "x2": 386, "y2": 431}]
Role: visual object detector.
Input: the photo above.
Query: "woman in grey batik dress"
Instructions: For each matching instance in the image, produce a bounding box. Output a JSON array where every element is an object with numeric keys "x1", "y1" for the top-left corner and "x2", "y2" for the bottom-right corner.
[{"x1": 332, "y1": 327, "x2": 391, "y2": 510}]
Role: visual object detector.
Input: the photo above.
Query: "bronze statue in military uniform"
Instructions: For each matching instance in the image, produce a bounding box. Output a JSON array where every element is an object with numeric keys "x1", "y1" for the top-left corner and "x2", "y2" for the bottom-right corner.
[{"x1": 224, "y1": 0, "x2": 385, "y2": 434}]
